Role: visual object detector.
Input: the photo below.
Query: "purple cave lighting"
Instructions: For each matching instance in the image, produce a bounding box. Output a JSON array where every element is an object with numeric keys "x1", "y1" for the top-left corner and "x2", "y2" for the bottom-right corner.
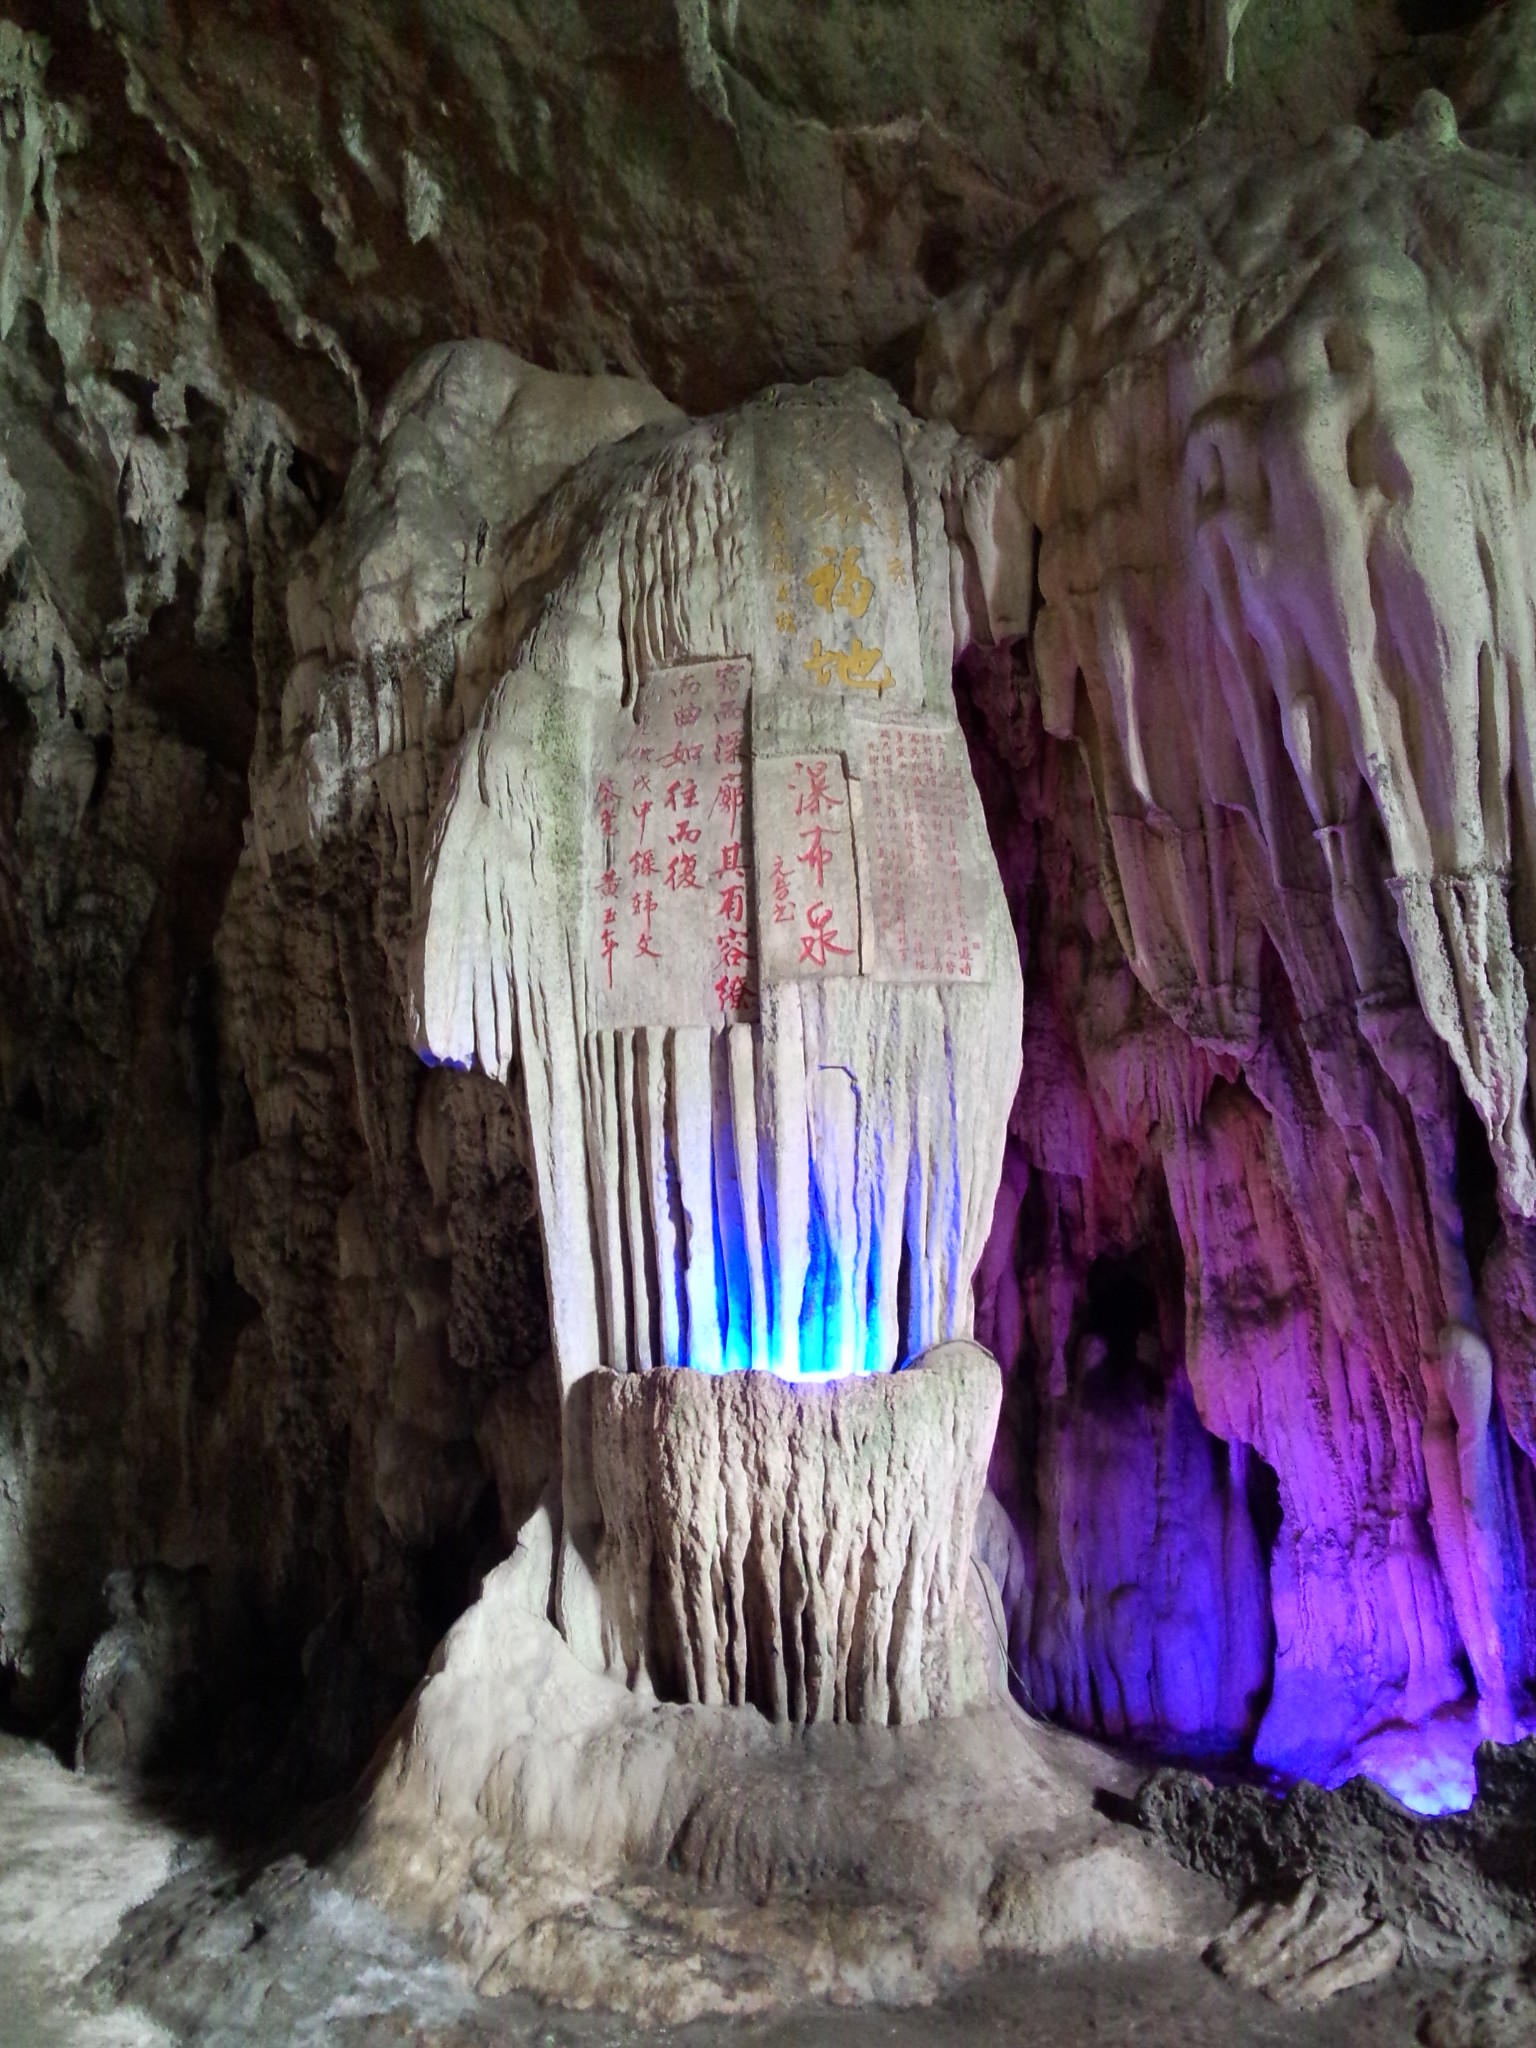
[
  {"x1": 969, "y1": 1135, "x2": 1536, "y2": 1815},
  {"x1": 1324, "y1": 1703, "x2": 1536, "y2": 1819}
]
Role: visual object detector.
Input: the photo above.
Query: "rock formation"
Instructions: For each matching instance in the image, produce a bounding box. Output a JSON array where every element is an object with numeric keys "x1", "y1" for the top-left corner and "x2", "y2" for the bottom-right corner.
[
  {"x1": 921, "y1": 99, "x2": 1536, "y2": 1794},
  {"x1": 11, "y1": 2, "x2": 1536, "y2": 2033},
  {"x1": 342, "y1": 1518, "x2": 1222, "y2": 2022},
  {"x1": 590, "y1": 1343, "x2": 1000, "y2": 1724},
  {"x1": 370, "y1": 356, "x2": 1023, "y2": 1677}
]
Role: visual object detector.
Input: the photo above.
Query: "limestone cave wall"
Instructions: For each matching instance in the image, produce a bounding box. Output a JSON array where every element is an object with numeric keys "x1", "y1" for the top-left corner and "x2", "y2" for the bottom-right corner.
[{"x1": 5, "y1": 0, "x2": 1536, "y2": 1802}]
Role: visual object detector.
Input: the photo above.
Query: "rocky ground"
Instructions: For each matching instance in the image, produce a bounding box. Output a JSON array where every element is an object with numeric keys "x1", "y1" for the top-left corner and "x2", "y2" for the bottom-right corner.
[{"x1": 2, "y1": 1731, "x2": 1531, "y2": 2048}]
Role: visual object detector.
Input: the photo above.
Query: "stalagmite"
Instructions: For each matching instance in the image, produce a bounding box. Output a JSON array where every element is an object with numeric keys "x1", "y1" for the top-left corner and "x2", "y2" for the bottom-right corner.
[
  {"x1": 590, "y1": 1341, "x2": 1000, "y2": 1725},
  {"x1": 345, "y1": 356, "x2": 1027, "y2": 1691}
]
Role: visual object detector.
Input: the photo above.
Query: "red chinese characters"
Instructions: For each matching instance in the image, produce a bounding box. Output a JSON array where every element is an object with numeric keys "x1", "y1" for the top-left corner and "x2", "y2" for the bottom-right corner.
[
  {"x1": 591, "y1": 661, "x2": 757, "y2": 1023},
  {"x1": 770, "y1": 853, "x2": 795, "y2": 925},
  {"x1": 797, "y1": 823, "x2": 835, "y2": 890},
  {"x1": 799, "y1": 902, "x2": 853, "y2": 967},
  {"x1": 595, "y1": 776, "x2": 620, "y2": 838},
  {"x1": 862, "y1": 725, "x2": 984, "y2": 983},
  {"x1": 792, "y1": 758, "x2": 843, "y2": 818},
  {"x1": 711, "y1": 772, "x2": 745, "y2": 832},
  {"x1": 754, "y1": 753, "x2": 860, "y2": 981}
]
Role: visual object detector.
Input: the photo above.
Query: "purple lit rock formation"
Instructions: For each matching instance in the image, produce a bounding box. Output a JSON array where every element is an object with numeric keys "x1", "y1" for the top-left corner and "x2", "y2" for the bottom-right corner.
[{"x1": 923, "y1": 99, "x2": 1536, "y2": 1802}]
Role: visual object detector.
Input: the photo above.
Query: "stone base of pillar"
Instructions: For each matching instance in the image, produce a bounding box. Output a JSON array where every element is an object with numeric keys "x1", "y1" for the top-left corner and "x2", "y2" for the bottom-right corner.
[{"x1": 588, "y1": 1340, "x2": 1001, "y2": 1725}]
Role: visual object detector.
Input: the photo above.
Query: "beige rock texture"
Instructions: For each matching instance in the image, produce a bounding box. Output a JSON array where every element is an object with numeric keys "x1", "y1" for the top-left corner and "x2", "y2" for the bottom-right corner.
[
  {"x1": 345, "y1": 1519, "x2": 1222, "y2": 2023},
  {"x1": 0, "y1": 0, "x2": 1454, "y2": 427},
  {"x1": 590, "y1": 1343, "x2": 1001, "y2": 1724},
  {"x1": 1206, "y1": 1880, "x2": 1404, "y2": 2009}
]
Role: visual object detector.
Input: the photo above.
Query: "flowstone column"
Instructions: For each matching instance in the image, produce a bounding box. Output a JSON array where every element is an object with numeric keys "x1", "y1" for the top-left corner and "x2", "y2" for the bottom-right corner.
[{"x1": 408, "y1": 374, "x2": 1024, "y2": 1708}]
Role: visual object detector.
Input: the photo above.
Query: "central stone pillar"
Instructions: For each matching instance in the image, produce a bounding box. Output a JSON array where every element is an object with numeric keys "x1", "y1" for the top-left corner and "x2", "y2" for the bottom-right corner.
[
  {"x1": 405, "y1": 370, "x2": 1026, "y2": 1676},
  {"x1": 589, "y1": 1341, "x2": 1001, "y2": 1725}
]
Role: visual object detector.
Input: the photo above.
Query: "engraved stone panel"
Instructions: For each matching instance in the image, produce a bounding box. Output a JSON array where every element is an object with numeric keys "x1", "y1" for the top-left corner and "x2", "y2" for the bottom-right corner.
[
  {"x1": 589, "y1": 659, "x2": 755, "y2": 1028},
  {"x1": 752, "y1": 751, "x2": 862, "y2": 982},
  {"x1": 853, "y1": 721, "x2": 990, "y2": 983}
]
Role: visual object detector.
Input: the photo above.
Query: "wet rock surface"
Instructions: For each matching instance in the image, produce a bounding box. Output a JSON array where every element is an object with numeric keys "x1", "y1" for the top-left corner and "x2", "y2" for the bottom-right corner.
[
  {"x1": 1136, "y1": 1741, "x2": 1536, "y2": 2033},
  {"x1": 1138, "y1": 1740, "x2": 1536, "y2": 1965}
]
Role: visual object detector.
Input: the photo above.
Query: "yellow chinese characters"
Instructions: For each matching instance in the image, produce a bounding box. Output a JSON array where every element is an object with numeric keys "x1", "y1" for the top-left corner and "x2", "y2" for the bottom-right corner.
[
  {"x1": 806, "y1": 545, "x2": 873, "y2": 621},
  {"x1": 804, "y1": 473, "x2": 873, "y2": 529},
  {"x1": 802, "y1": 636, "x2": 894, "y2": 693}
]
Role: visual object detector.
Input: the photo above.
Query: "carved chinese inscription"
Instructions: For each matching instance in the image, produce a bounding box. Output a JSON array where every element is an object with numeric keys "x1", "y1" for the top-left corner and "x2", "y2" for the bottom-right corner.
[
  {"x1": 589, "y1": 683, "x2": 990, "y2": 1022},
  {"x1": 860, "y1": 724, "x2": 989, "y2": 982},
  {"x1": 591, "y1": 660, "x2": 755, "y2": 1029},
  {"x1": 753, "y1": 753, "x2": 862, "y2": 983},
  {"x1": 752, "y1": 405, "x2": 922, "y2": 711}
]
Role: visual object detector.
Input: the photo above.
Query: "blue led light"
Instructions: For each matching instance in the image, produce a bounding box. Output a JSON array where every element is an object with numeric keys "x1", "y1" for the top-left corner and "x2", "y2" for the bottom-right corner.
[{"x1": 672, "y1": 1162, "x2": 898, "y2": 1379}]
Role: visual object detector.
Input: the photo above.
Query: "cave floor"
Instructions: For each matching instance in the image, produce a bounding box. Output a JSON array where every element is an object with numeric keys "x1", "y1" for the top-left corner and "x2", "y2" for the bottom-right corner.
[{"x1": 0, "y1": 1735, "x2": 1453, "y2": 2048}]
